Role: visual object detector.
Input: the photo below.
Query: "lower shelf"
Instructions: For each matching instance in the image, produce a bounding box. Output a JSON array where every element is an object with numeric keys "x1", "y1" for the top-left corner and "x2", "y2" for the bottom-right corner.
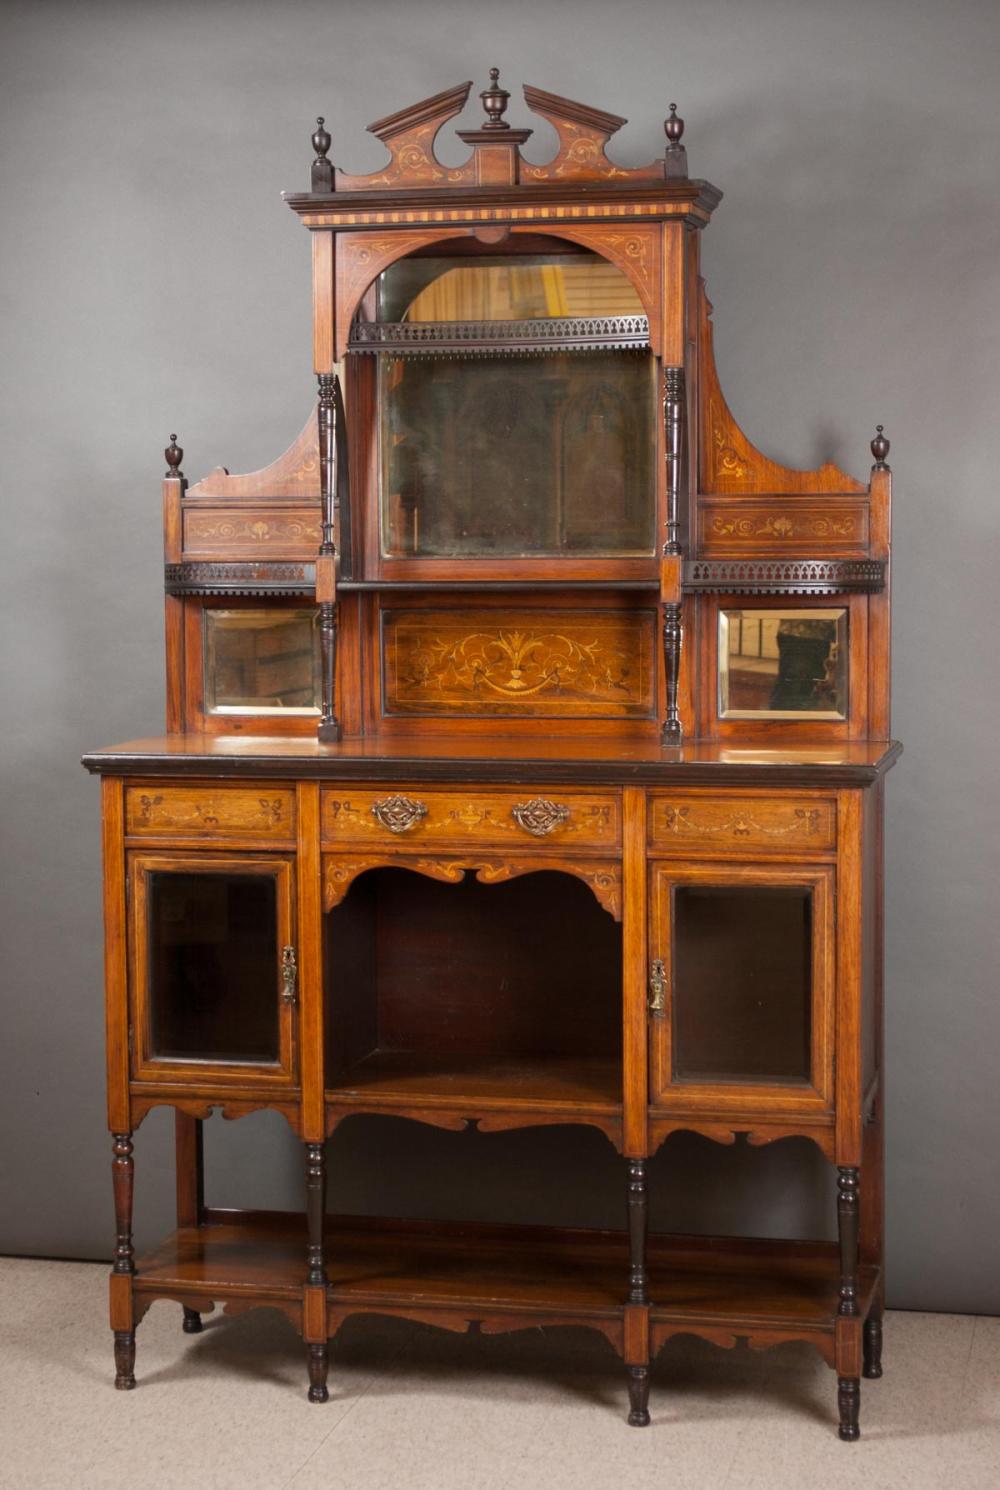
[{"x1": 132, "y1": 1210, "x2": 876, "y2": 1355}]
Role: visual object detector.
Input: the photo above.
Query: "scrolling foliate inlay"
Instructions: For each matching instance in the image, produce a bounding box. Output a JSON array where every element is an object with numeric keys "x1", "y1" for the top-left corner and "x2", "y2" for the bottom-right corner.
[
  {"x1": 711, "y1": 514, "x2": 857, "y2": 540},
  {"x1": 384, "y1": 611, "x2": 655, "y2": 718},
  {"x1": 183, "y1": 512, "x2": 322, "y2": 553},
  {"x1": 662, "y1": 805, "x2": 823, "y2": 838}
]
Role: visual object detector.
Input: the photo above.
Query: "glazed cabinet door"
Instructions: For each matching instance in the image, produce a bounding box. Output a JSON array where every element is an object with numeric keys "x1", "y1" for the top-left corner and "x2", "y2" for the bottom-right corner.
[
  {"x1": 127, "y1": 852, "x2": 298, "y2": 1088},
  {"x1": 648, "y1": 862, "x2": 835, "y2": 1117}
]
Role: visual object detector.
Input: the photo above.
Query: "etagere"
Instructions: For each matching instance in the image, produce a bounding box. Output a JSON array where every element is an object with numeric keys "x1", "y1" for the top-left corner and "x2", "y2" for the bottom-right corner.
[{"x1": 84, "y1": 72, "x2": 898, "y2": 1438}]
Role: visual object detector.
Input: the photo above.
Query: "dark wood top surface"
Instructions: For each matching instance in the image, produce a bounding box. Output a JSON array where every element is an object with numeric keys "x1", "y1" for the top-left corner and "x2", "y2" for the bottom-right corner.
[{"x1": 82, "y1": 733, "x2": 902, "y2": 787}]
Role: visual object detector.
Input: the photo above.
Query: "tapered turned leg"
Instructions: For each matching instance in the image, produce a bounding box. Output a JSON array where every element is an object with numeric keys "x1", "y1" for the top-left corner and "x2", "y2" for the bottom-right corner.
[
  {"x1": 182, "y1": 1306, "x2": 203, "y2": 1334},
  {"x1": 111, "y1": 1132, "x2": 136, "y2": 1388},
  {"x1": 863, "y1": 1311, "x2": 884, "y2": 1379},
  {"x1": 625, "y1": 1159, "x2": 650, "y2": 1425},
  {"x1": 838, "y1": 1376, "x2": 860, "y2": 1441},
  {"x1": 307, "y1": 1342, "x2": 329, "y2": 1404},
  {"x1": 627, "y1": 1366, "x2": 651, "y2": 1428},
  {"x1": 114, "y1": 1330, "x2": 136, "y2": 1391}
]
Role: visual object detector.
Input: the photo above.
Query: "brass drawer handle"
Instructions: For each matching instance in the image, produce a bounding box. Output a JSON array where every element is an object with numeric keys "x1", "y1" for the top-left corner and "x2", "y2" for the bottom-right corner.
[
  {"x1": 371, "y1": 794, "x2": 429, "y2": 834},
  {"x1": 511, "y1": 798, "x2": 571, "y2": 837},
  {"x1": 281, "y1": 946, "x2": 298, "y2": 1005}
]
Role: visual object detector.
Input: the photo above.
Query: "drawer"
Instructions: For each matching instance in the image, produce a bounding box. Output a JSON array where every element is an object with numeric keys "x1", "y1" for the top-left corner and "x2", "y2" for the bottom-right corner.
[
  {"x1": 125, "y1": 785, "x2": 296, "y2": 842},
  {"x1": 321, "y1": 788, "x2": 620, "y2": 852},
  {"x1": 648, "y1": 793, "x2": 836, "y2": 855}
]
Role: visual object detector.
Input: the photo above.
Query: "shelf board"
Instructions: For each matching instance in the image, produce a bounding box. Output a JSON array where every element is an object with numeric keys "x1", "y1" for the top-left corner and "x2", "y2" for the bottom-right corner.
[
  {"x1": 649, "y1": 1233, "x2": 879, "y2": 1333},
  {"x1": 326, "y1": 1051, "x2": 622, "y2": 1113},
  {"x1": 133, "y1": 1212, "x2": 874, "y2": 1341}
]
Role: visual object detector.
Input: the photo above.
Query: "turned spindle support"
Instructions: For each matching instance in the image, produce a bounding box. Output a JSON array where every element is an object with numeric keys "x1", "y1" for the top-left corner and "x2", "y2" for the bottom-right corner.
[
  {"x1": 837, "y1": 1166, "x2": 860, "y2": 1318},
  {"x1": 304, "y1": 1141, "x2": 329, "y2": 1402},
  {"x1": 661, "y1": 366, "x2": 685, "y2": 745},
  {"x1": 626, "y1": 1159, "x2": 649, "y2": 1307},
  {"x1": 625, "y1": 1158, "x2": 650, "y2": 1426},
  {"x1": 111, "y1": 1132, "x2": 136, "y2": 1389},
  {"x1": 317, "y1": 372, "x2": 341, "y2": 742}
]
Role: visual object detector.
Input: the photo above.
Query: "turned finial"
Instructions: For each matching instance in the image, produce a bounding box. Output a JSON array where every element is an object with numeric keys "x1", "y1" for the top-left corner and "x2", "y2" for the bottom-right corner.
[
  {"x1": 312, "y1": 116, "x2": 331, "y2": 160},
  {"x1": 480, "y1": 67, "x2": 511, "y2": 130},
  {"x1": 665, "y1": 102, "x2": 685, "y2": 146},
  {"x1": 311, "y1": 116, "x2": 333, "y2": 191},
  {"x1": 164, "y1": 434, "x2": 184, "y2": 479},
  {"x1": 871, "y1": 423, "x2": 890, "y2": 468}
]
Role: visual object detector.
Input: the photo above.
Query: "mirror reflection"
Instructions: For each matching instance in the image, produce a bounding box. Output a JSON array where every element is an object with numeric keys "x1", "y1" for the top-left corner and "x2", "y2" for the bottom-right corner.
[
  {"x1": 204, "y1": 609, "x2": 320, "y2": 715},
  {"x1": 378, "y1": 252, "x2": 646, "y2": 322},
  {"x1": 719, "y1": 609, "x2": 847, "y2": 720}
]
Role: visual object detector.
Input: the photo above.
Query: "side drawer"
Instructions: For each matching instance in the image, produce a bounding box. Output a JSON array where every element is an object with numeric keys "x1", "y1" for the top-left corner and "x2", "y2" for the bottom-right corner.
[
  {"x1": 648, "y1": 793, "x2": 836, "y2": 856},
  {"x1": 320, "y1": 787, "x2": 621, "y2": 852},
  {"x1": 125, "y1": 785, "x2": 296, "y2": 844}
]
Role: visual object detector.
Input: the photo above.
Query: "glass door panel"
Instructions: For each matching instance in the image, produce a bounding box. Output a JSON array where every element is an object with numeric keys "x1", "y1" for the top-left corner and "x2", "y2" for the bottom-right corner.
[
  {"x1": 129, "y1": 853, "x2": 297, "y2": 1086},
  {"x1": 649, "y1": 864, "x2": 834, "y2": 1113}
]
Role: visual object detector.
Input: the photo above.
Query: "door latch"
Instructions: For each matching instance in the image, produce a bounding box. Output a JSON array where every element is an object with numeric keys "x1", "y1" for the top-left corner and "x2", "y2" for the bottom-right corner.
[
  {"x1": 281, "y1": 945, "x2": 298, "y2": 1005},
  {"x1": 648, "y1": 959, "x2": 667, "y2": 1016}
]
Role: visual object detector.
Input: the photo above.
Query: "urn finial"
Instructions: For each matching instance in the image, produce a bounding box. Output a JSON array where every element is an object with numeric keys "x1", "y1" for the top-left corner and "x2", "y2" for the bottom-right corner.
[
  {"x1": 870, "y1": 424, "x2": 890, "y2": 469},
  {"x1": 480, "y1": 67, "x2": 511, "y2": 130},
  {"x1": 164, "y1": 434, "x2": 184, "y2": 479}
]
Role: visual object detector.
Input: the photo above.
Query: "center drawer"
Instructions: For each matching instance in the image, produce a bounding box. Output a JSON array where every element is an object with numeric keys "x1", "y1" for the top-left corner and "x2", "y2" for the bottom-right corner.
[{"x1": 320, "y1": 787, "x2": 620, "y2": 852}]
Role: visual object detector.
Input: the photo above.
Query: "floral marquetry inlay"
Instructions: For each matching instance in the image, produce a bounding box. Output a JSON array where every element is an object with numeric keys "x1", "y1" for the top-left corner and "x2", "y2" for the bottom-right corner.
[
  {"x1": 383, "y1": 610, "x2": 656, "y2": 718},
  {"x1": 649, "y1": 796, "x2": 837, "y2": 854},
  {"x1": 711, "y1": 514, "x2": 857, "y2": 540},
  {"x1": 182, "y1": 509, "x2": 322, "y2": 555}
]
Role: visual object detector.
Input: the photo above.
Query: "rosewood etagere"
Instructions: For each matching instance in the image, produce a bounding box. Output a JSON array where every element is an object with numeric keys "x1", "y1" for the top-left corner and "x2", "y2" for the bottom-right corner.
[{"x1": 84, "y1": 73, "x2": 898, "y2": 1438}]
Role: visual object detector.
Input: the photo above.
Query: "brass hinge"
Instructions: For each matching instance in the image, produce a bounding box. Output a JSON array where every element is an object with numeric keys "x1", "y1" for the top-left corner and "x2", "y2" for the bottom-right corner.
[
  {"x1": 648, "y1": 959, "x2": 667, "y2": 1016},
  {"x1": 281, "y1": 945, "x2": 298, "y2": 1006}
]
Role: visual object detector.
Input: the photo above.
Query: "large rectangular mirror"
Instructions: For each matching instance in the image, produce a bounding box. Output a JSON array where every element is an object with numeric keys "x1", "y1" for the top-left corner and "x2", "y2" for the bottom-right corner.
[{"x1": 719, "y1": 608, "x2": 848, "y2": 720}]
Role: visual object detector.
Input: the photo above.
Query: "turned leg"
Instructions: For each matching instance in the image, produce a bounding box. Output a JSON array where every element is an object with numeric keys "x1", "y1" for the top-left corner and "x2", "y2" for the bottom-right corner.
[
  {"x1": 625, "y1": 1159, "x2": 650, "y2": 1426},
  {"x1": 114, "y1": 1330, "x2": 136, "y2": 1392},
  {"x1": 863, "y1": 1310, "x2": 884, "y2": 1379},
  {"x1": 304, "y1": 1142, "x2": 329, "y2": 1402},
  {"x1": 627, "y1": 1366, "x2": 651, "y2": 1427},
  {"x1": 112, "y1": 1132, "x2": 136, "y2": 1389},
  {"x1": 182, "y1": 1306, "x2": 203, "y2": 1334},
  {"x1": 838, "y1": 1376, "x2": 860, "y2": 1441},
  {"x1": 837, "y1": 1165, "x2": 861, "y2": 1438},
  {"x1": 308, "y1": 1342, "x2": 329, "y2": 1404}
]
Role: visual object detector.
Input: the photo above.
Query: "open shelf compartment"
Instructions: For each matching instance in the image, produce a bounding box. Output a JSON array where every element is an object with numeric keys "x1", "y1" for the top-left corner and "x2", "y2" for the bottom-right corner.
[{"x1": 324, "y1": 867, "x2": 623, "y2": 1136}]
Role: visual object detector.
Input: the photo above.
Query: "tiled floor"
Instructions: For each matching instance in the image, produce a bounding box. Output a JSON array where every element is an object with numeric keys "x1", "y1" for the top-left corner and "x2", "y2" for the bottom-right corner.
[{"x1": 1, "y1": 1257, "x2": 997, "y2": 1490}]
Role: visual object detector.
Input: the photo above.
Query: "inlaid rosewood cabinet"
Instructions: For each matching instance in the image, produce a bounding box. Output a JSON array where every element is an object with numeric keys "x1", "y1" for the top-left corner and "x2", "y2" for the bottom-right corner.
[{"x1": 84, "y1": 74, "x2": 898, "y2": 1439}]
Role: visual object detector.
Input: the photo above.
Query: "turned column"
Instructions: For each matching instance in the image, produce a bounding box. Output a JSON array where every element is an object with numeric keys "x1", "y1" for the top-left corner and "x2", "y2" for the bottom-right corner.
[
  {"x1": 316, "y1": 372, "x2": 341, "y2": 743},
  {"x1": 625, "y1": 1158, "x2": 650, "y2": 1426},
  {"x1": 837, "y1": 1165, "x2": 861, "y2": 1439},
  {"x1": 661, "y1": 365, "x2": 685, "y2": 745},
  {"x1": 304, "y1": 1142, "x2": 329, "y2": 1402},
  {"x1": 111, "y1": 1132, "x2": 136, "y2": 1389}
]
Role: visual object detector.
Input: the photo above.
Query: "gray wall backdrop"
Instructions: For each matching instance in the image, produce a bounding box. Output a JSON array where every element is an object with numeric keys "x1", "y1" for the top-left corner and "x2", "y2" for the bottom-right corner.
[{"x1": 2, "y1": 0, "x2": 998, "y2": 1313}]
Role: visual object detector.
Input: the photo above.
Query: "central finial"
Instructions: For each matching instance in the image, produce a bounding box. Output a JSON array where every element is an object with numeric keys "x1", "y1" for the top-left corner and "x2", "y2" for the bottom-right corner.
[{"x1": 480, "y1": 66, "x2": 511, "y2": 130}]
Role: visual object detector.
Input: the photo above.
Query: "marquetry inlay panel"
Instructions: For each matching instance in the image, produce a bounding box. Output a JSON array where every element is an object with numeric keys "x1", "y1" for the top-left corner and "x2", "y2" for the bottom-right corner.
[
  {"x1": 125, "y1": 787, "x2": 296, "y2": 843},
  {"x1": 381, "y1": 609, "x2": 656, "y2": 718},
  {"x1": 182, "y1": 506, "x2": 322, "y2": 558},
  {"x1": 648, "y1": 794, "x2": 836, "y2": 855},
  {"x1": 699, "y1": 500, "x2": 870, "y2": 555}
]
